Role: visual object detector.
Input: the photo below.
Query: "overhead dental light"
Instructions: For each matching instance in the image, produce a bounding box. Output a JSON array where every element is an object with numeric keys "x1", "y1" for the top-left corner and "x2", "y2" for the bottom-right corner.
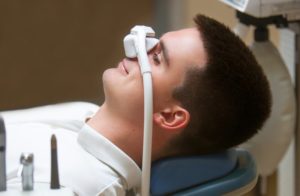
[{"x1": 123, "y1": 26, "x2": 159, "y2": 196}]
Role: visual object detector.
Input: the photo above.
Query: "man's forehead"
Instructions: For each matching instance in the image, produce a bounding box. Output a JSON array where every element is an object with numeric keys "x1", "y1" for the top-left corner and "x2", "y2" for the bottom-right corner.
[
  {"x1": 159, "y1": 27, "x2": 198, "y2": 39},
  {"x1": 159, "y1": 27, "x2": 206, "y2": 69},
  {"x1": 158, "y1": 28, "x2": 200, "y2": 53}
]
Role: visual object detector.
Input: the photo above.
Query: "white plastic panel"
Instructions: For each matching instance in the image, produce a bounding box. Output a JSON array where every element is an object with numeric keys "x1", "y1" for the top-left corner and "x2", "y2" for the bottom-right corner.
[
  {"x1": 278, "y1": 27, "x2": 296, "y2": 196},
  {"x1": 220, "y1": 0, "x2": 297, "y2": 17},
  {"x1": 220, "y1": 0, "x2": 249, "y2": 12}
]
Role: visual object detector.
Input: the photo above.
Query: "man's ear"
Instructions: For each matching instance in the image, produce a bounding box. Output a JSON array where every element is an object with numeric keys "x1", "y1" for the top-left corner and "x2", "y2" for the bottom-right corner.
[{"x1": 153, "y1": 106, "x2": 190, "y2": 131}]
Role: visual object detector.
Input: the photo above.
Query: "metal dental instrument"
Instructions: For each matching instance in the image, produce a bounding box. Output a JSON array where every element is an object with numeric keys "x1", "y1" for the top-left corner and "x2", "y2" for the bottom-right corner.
[
  {"x1": 50, "y1": 134, "x2": 60, "y2": 189},
  {"x1": 0, "y1": 115, "x2": 6, "y2": 191},
  {"x1": 124, "y1": 26, "x2": 159, "y2": 196},
  {"x1": 20, "y1": 153, "x2": 34, "y2": 191}
]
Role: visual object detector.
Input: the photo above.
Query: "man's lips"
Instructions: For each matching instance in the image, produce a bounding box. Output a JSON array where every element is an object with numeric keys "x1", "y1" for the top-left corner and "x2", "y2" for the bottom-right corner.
[{"x1": 118, "y1": 60, "x2": 129, "y2": 75}]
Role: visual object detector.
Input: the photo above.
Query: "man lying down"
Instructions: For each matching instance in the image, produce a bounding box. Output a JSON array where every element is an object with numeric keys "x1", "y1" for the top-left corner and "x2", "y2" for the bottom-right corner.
[{"x1": 1, "y1": 14, "x2": 271, "y2": 196}]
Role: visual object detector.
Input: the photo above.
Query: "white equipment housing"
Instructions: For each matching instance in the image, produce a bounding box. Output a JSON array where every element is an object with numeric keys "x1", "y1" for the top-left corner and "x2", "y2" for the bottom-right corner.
[{"x1": 221, "y1": 0, "x2": 300, "y2": 20}]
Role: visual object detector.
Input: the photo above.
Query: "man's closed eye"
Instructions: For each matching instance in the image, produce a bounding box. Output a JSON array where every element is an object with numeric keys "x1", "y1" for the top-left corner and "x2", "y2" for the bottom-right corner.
[{"x1": 153, "y1": 53, "x2": 161, "y2": 65}]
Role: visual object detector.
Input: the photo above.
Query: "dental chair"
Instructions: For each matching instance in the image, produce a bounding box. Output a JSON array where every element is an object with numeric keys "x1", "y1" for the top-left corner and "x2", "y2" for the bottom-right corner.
[
  {"x1": 150, "y1": 149, "x2": 257, "y2": 196},
  {"x1": 1, "y1": 103, "x2": 257, "y2": 195}
]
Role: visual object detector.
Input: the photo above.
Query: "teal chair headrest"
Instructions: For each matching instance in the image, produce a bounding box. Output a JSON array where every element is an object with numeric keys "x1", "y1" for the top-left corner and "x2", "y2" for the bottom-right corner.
[{"x1": 150, "y1": 149, "x2": 238, "y2": 195}]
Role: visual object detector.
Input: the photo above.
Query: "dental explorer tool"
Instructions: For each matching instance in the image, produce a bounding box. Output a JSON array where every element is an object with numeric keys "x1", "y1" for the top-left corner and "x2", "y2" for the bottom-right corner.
[
  {"x1": 124, "y1": 26, "x2": 159, "y2": 196},
  {"x1": 0, "y1": 115, "x2": 6, "y2": 191},
  {"x1": 50, "y1": 134, "x2": 60, "y2": 189},
  {"x1": 20, "y1": 153, "x2": 34, "y2": 191}
]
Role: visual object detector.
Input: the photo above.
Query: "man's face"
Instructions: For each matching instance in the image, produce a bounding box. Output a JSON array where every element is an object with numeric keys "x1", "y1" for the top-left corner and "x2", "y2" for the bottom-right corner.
[{"x1": 102, "y1": 28, "x2": 206, "y2": 125}]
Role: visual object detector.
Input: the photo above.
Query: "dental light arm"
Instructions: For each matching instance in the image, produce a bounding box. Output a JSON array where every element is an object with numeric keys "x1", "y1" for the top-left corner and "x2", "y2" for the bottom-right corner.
[{"x1": 123, "y1": 26, "x2": 159, "y2": 196}]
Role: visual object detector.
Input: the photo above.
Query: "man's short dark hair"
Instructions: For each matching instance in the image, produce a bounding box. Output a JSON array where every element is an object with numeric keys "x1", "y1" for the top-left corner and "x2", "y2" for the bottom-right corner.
[{"x1": 169, "y1": 14, "x2": 272, "y2": 155}]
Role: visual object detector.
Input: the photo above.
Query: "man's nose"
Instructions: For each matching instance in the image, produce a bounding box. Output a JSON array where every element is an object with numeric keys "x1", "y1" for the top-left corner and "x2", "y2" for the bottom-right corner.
[
  {"x1": 125, "y1": 53, "x2": 152, "y2": 69},
  {"x1": 124, "y1": 57, "x2": 141, "y2": 70},
  {"x1": 123, "y1": 34, "x2": 159, "y2": 59}
]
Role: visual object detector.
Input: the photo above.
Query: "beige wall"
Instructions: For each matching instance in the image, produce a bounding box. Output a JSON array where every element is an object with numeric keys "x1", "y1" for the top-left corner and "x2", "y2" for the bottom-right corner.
[
  {"x1": 185, "y1": 0, "x2": 236, "y2": 27},
  {"x1": 0, "y1": 0, "x2": 153, "y2": 110},
  {"x1": 184, "y1": 0, "x2": 278, "y2": 45}
]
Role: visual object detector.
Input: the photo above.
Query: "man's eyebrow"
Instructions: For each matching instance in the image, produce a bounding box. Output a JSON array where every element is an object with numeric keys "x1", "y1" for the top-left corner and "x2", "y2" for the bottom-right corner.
[{"x1": 160, "y1": 40, "x2": 170, "y2": 66}]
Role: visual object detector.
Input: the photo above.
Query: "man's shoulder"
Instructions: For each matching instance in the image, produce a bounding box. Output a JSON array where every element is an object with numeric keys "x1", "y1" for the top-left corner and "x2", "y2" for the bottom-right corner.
[{"x1": 1, "y1": 101, "x2": 99, "y2": 124}]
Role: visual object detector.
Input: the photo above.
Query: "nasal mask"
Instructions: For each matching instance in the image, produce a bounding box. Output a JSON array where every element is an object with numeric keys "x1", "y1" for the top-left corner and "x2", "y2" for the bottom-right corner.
[
  {"x1": 123, "y1": 26, "x2": 159, "y2": 73},
  {"x1": 123, "y1": 26, "x2": 158, "y2": 196}
]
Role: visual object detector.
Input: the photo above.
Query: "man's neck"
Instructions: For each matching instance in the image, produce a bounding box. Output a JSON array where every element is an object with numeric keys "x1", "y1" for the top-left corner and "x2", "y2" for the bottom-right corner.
[{"x1": 87, "y1": 103, "x2": 144, "y2": 167}]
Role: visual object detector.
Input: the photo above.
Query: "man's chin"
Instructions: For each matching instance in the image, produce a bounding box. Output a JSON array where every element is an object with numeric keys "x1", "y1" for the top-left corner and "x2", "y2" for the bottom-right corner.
[{"x1": 102, "y1": 68, "x2": 115, "y2": 83}]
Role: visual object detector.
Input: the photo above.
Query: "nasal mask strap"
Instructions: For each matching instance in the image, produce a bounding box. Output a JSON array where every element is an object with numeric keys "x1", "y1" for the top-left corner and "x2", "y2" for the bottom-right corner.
[
  {"x1": 123, "y1": 26, "x2": 159, "y2": 73},
  {"x1": 123, "y1": 26, "x2": 158, "y2": 196}
]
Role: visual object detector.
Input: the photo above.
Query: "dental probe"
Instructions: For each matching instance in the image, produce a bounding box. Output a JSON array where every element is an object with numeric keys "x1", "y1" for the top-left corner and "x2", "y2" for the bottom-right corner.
[
  {"x1": 0, "y1": 116, "x2": 6, "y2": 191},
  {"x1": 50, "y1": 134, "x2": 60, "y2": 189}
]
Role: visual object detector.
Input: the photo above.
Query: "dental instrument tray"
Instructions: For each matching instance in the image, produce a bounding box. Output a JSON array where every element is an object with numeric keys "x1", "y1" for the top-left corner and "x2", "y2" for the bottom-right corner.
[{"x1": 0, "y1": 115, "x2": 74, "y2": 196}]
